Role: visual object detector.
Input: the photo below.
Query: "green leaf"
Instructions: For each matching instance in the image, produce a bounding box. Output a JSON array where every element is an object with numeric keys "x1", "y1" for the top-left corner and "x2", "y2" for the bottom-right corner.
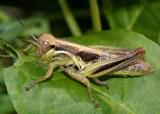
[
  {"x1": 0, "y1": 17, "x2": 50, "y2": 42},
  {"x1": 0, "y1": 67, "x2": 15, "y2": 114},
  {"x1": 0, "y1": 39, "x2": 18, "y2": 58},
  {"x1": 3, "y1": 30, "x2": 160, "y2": 114},
  {"x1": 132, "y1": 1, "x2": 160, "y2": 45},
  {"x1": 103, "y1": 0, "x2": 160, "y2": 45},
  {"x1": 0, "y1": 10, "x2": 10, "y2": 22},
  {"x1": 0, "y1": 94, "x2": 15, "y2": 114}
]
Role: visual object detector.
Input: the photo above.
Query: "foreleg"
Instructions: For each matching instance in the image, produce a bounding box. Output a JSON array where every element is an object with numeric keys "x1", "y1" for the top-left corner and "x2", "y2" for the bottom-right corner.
[{"x1": 25, "y1": 63, "x2": 56, "y2": 91}]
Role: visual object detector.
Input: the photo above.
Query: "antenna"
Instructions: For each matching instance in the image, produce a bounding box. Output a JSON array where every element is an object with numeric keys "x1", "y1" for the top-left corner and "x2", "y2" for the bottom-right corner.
[
  {"x1": 26, "y1": 40, "x2": 40, "y2": 47},
  {"x1": 11, "y1": 11, "x2": 38, "y2": 41}
]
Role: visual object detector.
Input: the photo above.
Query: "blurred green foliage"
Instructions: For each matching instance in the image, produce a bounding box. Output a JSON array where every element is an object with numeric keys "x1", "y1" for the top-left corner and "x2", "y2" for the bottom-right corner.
[{"x1": 0, "y1": 0, "x2": 160, "y2": 114}]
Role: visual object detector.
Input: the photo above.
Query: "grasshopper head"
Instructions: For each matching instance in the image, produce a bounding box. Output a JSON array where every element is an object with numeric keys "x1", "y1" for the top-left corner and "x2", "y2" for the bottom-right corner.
[{"x1": 35, "y1": 33, "x2": 57, "y2": 61}]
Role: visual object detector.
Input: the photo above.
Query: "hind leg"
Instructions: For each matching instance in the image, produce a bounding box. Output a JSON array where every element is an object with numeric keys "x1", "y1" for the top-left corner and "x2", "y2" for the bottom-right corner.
[{"x1": 64, "y1": 68, "x2": 99, "y2": 107}]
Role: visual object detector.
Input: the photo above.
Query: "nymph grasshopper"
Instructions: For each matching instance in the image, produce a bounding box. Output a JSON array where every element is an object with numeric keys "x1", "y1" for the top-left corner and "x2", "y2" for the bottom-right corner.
[{"x1": 24, "y1": 33, "x2": 153, "y2": 107}]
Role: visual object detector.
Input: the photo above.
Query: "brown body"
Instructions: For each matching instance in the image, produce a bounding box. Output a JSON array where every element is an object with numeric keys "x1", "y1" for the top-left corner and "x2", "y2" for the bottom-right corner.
[
  {"x1": 37, "y1": 33, "x2": 145, "y2": 62},
  {"x1": 36, "y1": 33, "x2": 152, "y2": 76}
]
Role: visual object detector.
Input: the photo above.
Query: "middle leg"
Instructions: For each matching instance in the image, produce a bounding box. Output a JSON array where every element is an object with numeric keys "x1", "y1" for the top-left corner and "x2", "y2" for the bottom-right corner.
[{"x1": 92, "y1": 78, "x2": 109, "y2": 89}]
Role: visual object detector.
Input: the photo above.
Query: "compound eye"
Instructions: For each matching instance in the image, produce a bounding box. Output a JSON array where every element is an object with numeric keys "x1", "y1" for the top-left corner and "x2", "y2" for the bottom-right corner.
[{"x1": 50, "y1": 45, "x2": 55, "y2": 49}]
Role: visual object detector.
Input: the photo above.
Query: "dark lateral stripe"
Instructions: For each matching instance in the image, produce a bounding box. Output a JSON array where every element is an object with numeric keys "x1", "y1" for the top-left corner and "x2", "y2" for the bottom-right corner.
[
  {"x1": 55, "y1": 46, "x2": 66, "y2": 51},
  {"x1": 92, "y1": 58, "x2": 129, "y2": 74},
  {"x1": 76, "y1": 51, "x2": 100, "y2": 62},
  {"x1": 109, "y1": 59, "x2": 137, "y2": 73},
  {"x1": 55, "y1": 46, "x2": 99, "y2": 62}
]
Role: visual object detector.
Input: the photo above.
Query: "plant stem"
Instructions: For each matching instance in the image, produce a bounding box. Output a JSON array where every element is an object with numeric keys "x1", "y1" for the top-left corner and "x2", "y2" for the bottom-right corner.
[
  {"x1": 89, "y1": 0, "x2": 102, "y2": 32},
  {"x1": 58, "y1": 0, "x2": 82, "y2": 36}
]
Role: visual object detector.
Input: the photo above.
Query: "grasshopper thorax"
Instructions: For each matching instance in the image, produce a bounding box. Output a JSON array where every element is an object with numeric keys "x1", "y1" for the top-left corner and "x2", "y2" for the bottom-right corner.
[{"x1": 36, "y1": 33, "x2": 56, "y2": 57}]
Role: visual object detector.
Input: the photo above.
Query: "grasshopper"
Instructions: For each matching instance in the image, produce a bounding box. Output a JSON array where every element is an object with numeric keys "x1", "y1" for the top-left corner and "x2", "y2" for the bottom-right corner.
[{"x1": 24, "y1": 33, "x2": 153, "y2": 107}]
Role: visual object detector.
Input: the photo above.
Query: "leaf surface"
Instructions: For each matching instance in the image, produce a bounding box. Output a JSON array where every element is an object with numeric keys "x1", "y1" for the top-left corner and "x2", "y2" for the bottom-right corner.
[{"x1": 3, "y1": 30, "x2": 160, "y2": 114}]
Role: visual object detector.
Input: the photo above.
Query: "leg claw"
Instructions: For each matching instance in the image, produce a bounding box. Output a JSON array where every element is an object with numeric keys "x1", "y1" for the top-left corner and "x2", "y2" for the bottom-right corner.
[{"x1": 25, "y1": 86, "x2": 31, "y2": 91}]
